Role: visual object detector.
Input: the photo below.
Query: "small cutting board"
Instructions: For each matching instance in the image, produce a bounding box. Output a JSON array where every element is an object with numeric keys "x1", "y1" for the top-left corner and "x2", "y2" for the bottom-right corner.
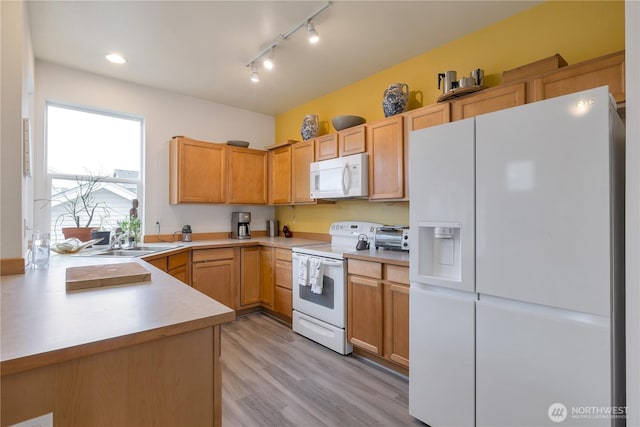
[{"x1": 66, "y1": 262, "x2": 151, "y2": 291}]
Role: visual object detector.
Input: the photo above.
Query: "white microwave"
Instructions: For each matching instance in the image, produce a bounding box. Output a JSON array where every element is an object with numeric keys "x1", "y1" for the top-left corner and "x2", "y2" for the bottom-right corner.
[{"x1": 310, "y1": 153, "x2": 369, "y2": 199}]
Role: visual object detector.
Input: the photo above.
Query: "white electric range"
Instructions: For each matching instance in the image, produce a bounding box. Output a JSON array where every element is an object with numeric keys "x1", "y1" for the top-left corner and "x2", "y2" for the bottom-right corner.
[{"x1": 291, "y1": 221, "x2": 382, "y2": 354}]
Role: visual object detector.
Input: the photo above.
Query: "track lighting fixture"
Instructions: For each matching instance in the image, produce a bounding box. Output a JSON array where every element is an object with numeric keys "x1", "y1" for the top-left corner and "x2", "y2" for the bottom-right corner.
[
  {"x1": 250, "y1": 64, "x2": 259, "y2": 83},
  {"x1": 307, "y1": 22, "x2": 320, "y2": 44},
  {"x1": 245, "y1": 1, "x2": 331, "y2": 83},
  {"x1": 263, "y1": 48, "x2": 275, "y2": 70}
]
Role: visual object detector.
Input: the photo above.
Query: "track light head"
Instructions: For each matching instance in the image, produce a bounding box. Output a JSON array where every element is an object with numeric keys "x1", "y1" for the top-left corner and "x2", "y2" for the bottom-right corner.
[
  {"x1": 263, "y1": 48, "x2": 275, "y2": 70},
  {"x1": 307, "y1": 22, "x2": 320, "y2": 44},
  {"x1": 250, "y1": 64, "x2": 260, "y2": 83}
]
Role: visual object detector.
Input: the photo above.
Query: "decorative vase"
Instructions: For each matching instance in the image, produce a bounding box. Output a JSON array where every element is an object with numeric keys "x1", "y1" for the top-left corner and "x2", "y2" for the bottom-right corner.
[
  {"x1": 382, "y1": 83, "x2": 409, "y2": 117},
  {"x1": 300, "y1": 114, "x2": 319, "y2": 141}
]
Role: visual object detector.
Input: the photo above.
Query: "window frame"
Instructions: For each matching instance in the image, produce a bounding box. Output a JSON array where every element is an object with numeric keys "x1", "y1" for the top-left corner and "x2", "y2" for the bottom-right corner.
[{"x1": 43, "y1": 100, "x2": 144, "y2": 241}]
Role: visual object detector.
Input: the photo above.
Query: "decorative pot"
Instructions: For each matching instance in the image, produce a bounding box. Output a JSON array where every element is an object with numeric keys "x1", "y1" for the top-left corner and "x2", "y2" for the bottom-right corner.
[
  {"x1": 382, "y1": 83, "x2": 409, "y2": 117},
  {"x1": 300, "y1": 114, "x2": 319, "y2": 141},
  {"x1": 62, "y1": 227, "x2": 95, "y2": 242}
]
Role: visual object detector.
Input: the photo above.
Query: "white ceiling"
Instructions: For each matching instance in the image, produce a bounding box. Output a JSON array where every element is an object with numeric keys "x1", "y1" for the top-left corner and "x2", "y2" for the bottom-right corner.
[{"x1": 27, "y1": 1, "x2": 540, "y2": 116}]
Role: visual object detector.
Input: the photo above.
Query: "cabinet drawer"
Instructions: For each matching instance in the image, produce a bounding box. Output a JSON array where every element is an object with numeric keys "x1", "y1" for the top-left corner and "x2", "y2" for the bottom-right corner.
[
  {"x1": 275, "y1": 248, "x2": 292, "y2": 261},
  {"x1": 168, "y1": 251, "x2": 189, "y2": 270},
  {"x1": 275, "y1": 259, "x2": 292, "y2": 289},
  {"x1": 385, "y1": 264, "x2": 409, "y2": 285},
  {"x1": 347, "y1": 259, "x2": 382, "y2": 279},
  {"x1": 192, "y1": 247, "x2": 235, "y2": 262}
]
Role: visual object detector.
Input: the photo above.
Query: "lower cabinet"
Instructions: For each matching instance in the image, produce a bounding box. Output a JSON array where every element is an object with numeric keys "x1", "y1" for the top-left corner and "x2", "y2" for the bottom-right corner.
[
  {"x1": 347, "y1": 259, "x2": 409, "y2": 369},
  {"x1": 239, "y1": 246, "x2": 261, "y2": 309},
  {"x1": 145, "y1": 250, "x2": 191, "y2": 285},
  {"x1": 273, "y1": 248, "x2": 293, "y2": 320},
  {"x1": 192, "y1": 247, "x2": 238, "y2": 309},
  {"x1": 260, "y1": 246, "x2": 274, "y2": 309}
]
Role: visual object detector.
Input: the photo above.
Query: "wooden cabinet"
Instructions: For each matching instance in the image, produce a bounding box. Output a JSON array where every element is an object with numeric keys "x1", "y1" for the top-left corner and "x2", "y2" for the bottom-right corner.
[
  {"x1": 144, "y1": 250, "x2": 191, "y2": 285},
  {"x1": 451, "y1": 82, "x2": 526, "y2": 121},
  {"x1": 347, "y1": 259, "x2": 409, "y2": 368},
  {"x1": 532, "y1": 50, "x2": 625, "y2": 104},
  {"x1": 192, "y1": 248, "x2": 238, "y2": 309},
  {"x1": 260, "y1": 246, "x2": 274, "y2": 309},
  {"x1": 227, "y1": 146, "x2": 267, "y2": 205},
  {"x1": 239, "y1": 247, "x2": 261, "y2": 308},
  {"x1": 404, "y1": 102, "x2": 450, "y2": 132},
  {"x1": 170, "y1": 137, "x2": 226, "y2": 204},
  {"x1": 315, "y1": 134, "x2": 339, "y2": 160},
  {"x1": 268, "y1": 145, "x2": 292, "y2": 205},
  {"x1": 339, "y1": 124, "x2": 367, "y2": 156},
  {"x1": 273, "y1": 248, "x2": 293, "y2": 320},
  {"x1": 291, "y1": 140, "x2": 315, "y2": 204},
  {"x1": 366, "y1": 115, "x2": 405, "y2": 200},
  {"x1": 382, "y1": 265, "x2": 409, "y2": 368}
]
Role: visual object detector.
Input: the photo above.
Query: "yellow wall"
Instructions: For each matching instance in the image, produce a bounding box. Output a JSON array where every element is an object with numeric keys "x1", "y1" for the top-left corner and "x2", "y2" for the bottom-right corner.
[{"x1": 275, "y1": 1, "x2": 625, "y2": 233}]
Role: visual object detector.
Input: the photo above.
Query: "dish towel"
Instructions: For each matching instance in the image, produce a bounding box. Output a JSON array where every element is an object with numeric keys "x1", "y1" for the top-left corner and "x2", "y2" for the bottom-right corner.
[
  {"x1": 309, "y1": 258, "x2": 324, "y2": 294},
  {"x1": 297, "y1": 255, "x2": 309, "y2": 287}
]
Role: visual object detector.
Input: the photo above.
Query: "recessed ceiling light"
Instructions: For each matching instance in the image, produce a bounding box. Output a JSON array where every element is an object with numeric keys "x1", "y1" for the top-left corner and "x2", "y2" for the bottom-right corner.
[{"x1": 105, "y1": 53, "x2": 126, "y2": 64}]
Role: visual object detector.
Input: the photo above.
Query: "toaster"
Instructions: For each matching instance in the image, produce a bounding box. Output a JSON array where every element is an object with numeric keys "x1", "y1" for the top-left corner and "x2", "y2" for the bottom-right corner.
[{"x1": 374, "y1": 226, "x2": 410, "y2": 251}]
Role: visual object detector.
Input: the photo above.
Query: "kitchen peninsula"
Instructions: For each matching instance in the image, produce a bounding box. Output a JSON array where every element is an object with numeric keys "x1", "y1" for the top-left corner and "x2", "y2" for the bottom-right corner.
[{"x1": 1, "y1": 255, "x2": 235, "y2": 427}]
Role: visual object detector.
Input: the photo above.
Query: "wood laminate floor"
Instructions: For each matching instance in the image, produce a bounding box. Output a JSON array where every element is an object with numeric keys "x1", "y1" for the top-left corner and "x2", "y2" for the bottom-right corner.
[{"x1": 221, "y1": 313, "x2": 423, "y2": 427}]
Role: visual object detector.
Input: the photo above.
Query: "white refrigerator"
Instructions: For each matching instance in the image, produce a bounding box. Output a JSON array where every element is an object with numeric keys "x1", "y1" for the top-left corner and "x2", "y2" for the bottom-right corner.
[{"x1": 409, "y1": 86, "x2": 625, "y2": 427}]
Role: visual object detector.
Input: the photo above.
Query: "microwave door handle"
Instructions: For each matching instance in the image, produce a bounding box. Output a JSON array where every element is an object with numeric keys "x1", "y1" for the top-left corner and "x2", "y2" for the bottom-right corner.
[{"x1": 342, "y1": 163, "x2": 350, "y2": 195}]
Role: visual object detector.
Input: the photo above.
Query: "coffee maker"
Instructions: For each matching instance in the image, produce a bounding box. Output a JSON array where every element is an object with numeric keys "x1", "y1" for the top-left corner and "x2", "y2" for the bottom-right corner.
[{"x1": 231, "y1": 212, "x2": 251, "y2": 239}]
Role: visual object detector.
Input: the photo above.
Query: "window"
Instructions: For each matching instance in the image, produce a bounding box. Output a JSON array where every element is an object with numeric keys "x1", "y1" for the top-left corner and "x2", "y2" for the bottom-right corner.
[{"x1": 46, "y1": 102, "x2": 143, "y2": 242}]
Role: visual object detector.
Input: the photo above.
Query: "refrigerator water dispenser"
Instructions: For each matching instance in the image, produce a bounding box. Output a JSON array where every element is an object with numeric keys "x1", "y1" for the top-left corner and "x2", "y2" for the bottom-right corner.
[{"x1": 417, "y1": 222, "x2": 462, "y2": 284}]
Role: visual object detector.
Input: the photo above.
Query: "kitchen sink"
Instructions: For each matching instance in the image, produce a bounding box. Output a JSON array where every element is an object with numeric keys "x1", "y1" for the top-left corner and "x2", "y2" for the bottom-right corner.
[{"x1": 94, "y1": 246, "x2": 181, "y2": 257}]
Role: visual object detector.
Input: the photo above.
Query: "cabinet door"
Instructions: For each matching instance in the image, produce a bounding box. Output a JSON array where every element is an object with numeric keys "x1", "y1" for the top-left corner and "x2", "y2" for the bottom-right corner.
[
  {"x1": 366, "y1": 115, "x2": 404, "y2": 200},
  {"x1": 405, "y1": 103, "x2": 450, "y2": 132},
  {"x1": 268, "y1": 146, "x2": 292, "y2": 205},
  {"x1": 533, "y1": 50, "x2": 625, "y2": 104},
  {"x1": 291, "y1": 140, "x2": 315, "y2": 204},
  {"x1": 347, "y1": 274, "x2": 383, "y2": 355},
  {"x1": 239, "y1": 247, "x2": 261, "y2": 308},
  {"x1": 274, "y1": 249, "x2": 293, "y2": 319},
  {"x1": 169, "y1": 137, "x2": 226, "y2": 204},
  {"x1": 192, "y1": 259, "x2": 236, "y2": 309},
  {"x1": 451, "y1": 82, "x2": 526, "y2": 121},
  {"x1": 339, "y1": 124, "x2": 366, "y2": 156},
  {"x1": 227, "y1": 146, "x2": 267, "y2": 204},
  {"x1": 315, "y1": 134, "x2": 339, "y2": 160},
  {"x1": 383, "y1": 282, "x2": 409, "y2": 368},
  {"x1": 259, "y1": 246, "x2": 274, "y2": 309},
  {"x1": 146, "y1": 256, "x2": 168, "y2": 272},
  {"x1": 169, "y1": 266, "x2": 189, "y2": 284}
]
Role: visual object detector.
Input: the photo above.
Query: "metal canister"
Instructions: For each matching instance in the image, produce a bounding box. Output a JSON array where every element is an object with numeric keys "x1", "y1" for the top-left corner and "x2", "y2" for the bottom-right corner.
[
  {"x1": 182, "y1": 225, "x2": 192, "y2": 242},
  {"x1": 267, "y1": 219, "x2": 279, "y2": 237}
]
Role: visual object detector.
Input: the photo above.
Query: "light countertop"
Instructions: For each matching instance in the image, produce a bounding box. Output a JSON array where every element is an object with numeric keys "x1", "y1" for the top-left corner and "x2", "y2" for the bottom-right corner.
[{"x1": 1, "y1": 255, "x2": 235, "y2": 376}]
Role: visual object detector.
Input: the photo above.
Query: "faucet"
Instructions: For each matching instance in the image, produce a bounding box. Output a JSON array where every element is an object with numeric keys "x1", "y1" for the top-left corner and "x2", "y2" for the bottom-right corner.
[{"x1": 109, "y1": 230, "x2": 128, "y2": 250}]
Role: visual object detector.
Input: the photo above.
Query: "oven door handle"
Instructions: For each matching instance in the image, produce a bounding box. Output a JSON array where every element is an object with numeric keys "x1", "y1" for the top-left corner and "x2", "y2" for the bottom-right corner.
[{"x1": 292, "y1": 254, "x2": 344, "y2": 267}]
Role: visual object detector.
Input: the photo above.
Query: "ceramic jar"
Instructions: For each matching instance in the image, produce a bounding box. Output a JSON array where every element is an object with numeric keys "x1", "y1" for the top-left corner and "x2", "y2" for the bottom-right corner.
[
  {"x1": 300, "y1": 114, "x2": 319, "y2": 141},
  {"x1": 382, "y1": 83, "x2": 409, "y2": 117}
]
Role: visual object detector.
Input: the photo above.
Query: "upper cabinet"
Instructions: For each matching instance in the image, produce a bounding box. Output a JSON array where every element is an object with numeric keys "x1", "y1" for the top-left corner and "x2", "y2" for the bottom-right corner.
[
  {"x1": 404, "y1": 103, "x2": 450, "y2": 133},
  {"x1": 291, "y1": 140, "x2": 316, "y2": 204},
  {"x1": 170, "y1": 137, "x2": 266, "y2": 205},
  {"x1": 315, "y1": 134, "x2": 339, "y2": 161},
  {"x1": 268, "y1": 145, "x2": 292, "y2": 205},
  {"x1": 366, "y1": 115, "x2": 405, "y2": 201},
  {"x1": 170, "y1": 137, "x2": 226, "y2": 204},
  {"x1": 532, "y1": 50, "x2": 625, "y2": 104},
  {"x1": 339, "y1": 124, "x2": 367, "y2": 157},
  {"x1": 450, "y1": 82, "x2": 526, "y2": 121},
  {"x1": 227, "y1": 146, "x2": 267, "y2": 205}
]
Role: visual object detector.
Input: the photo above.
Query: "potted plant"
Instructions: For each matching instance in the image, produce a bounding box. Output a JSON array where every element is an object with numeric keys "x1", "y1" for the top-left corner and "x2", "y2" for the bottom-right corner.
[
  {"x1": 118, "y1": 216, "x2": 142, "y2": 247},
  {"x1": 54, "y1": 173, "x2": 111, "y2": 242}
]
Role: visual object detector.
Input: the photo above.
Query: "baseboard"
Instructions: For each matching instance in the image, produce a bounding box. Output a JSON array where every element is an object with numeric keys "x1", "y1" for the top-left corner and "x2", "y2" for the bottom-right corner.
[
  {"x1": 1, "y1": 258, "x2": 25, "y2": 276},
  {"x1": 352, "y1": 347, "x2": 409, "y2": 378}
]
